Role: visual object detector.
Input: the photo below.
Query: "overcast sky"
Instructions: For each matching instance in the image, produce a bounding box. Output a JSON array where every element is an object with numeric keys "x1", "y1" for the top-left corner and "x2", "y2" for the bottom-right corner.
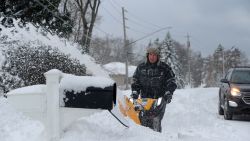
[{"x1": 94, "y1": 0, "x2": 250, "y2": 58}]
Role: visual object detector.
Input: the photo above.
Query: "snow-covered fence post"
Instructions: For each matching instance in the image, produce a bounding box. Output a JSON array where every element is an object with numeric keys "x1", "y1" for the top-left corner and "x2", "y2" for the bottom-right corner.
[{"x1": 44, "y1": 69, "x2": 62, "y2": 141}]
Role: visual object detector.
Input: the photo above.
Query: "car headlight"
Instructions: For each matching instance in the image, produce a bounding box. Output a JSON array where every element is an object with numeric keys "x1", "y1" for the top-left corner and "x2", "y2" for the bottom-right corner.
[{"x1": 230, "y1": 88, "x2": 241, "y2": 96}]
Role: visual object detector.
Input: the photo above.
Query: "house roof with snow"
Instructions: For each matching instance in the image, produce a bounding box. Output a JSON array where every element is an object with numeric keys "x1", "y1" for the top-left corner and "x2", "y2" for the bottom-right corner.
[{"x1": 103, "y1": 62, "x2": 136, "y2": 77}]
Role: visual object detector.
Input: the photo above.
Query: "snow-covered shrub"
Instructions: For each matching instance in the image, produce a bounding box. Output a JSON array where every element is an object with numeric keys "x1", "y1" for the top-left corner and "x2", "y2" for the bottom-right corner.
[
  {"x1": 0, "y1": 72, "x2": 25, "y2": 93},
  {"x1": 0, "y1": 17, "x2": 108, "y2": 92},
  {"x1": 0, "y1": 44, "x2": 86, "y2": 92}
]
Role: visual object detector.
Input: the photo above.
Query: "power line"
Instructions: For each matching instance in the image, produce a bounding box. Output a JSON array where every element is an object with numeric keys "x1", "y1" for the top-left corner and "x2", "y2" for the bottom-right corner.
[
  {"x1": 105, "y1": 1, "x2": 191, "y2": 47},
  {"x1": 35, "y1": 0, "x2": 114, "y2": 41},
  {"x1": 102, "y1": 2, "x2": 151, "y2": 37},
  {"x1": 102, "y1": 4, "x2": 170, "y2": 41},
  {"x1": 127, "y1": 27, "x2": 148, "y2": 35},
  {"x1": 127, "y1": 27, "x2": 170, "y2": 46},
  {"x1": 35, "y1": 0, "x2": 185, "y2": 56},
  {"x1": 102, "y1": 1, "x2": 176, "y2": 42},
  {"x1": 94, "y1": 25, "x2": 111, "y2": 36},
  {"x1": 101, "y1": 5, "x2": 152, "y2": 37},
  {"x1": 103, "y1": 0, "x2": 150, "y2": 36},
  {"x1": 36, "y1": 0, "x2": 147, "y2": 44},
  {"x1": 108, "y1": 0, "x2": 122, "y2": 16},
  {"x1": 126, "y1": 11, "x2": 163, "y2": 29},
  {"x1": 100, "y1": 5, "x2": 123, "y2": 25},
  {"x1": 109, "y1": 0, "x2": 162, "y2": 30},
  {"x1": 111, "y1": 0, "x2": 123, "y2": 7},
  {"x1": 44, "y1": 0, "x2": 114, "y2": 37},
  {"x1": 127, "y1": 17, "x2": 159, "y2": 31},
  {"x1": 116, "y1": 0, "x2": 126, "y2": 6}
]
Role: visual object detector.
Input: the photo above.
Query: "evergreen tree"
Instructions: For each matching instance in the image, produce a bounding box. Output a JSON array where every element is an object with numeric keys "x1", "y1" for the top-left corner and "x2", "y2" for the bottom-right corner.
[
  {"x1": 203, "y1": 55, "x2": 217, "y2": 87},
  {"x1": 173, "y1": 41, "x2": 189, "y2": 86},
  {"x1": 230, "y1": 47, "x2": 241, "y2": 67},
  {"x1": 153, "y1": 38, "x2": 161, "y2": 49},
  {"x1": 203, "y1": 45, "x2": 248, "y2": 87},
  {"x1": 147, "y1": 38, "x2": 162, "y2": 51},
  {"x1": 191, "y1": 52, "x2": 204, "y2": 87},
  {"x1": 224, "y1": 47, "x2": 243, "y2": 69},
  {"x1": 213, "y1": 44, "x2": 224, "y2": 85},
  {"x1": 159, "y1": 32, "x2": 185, "y2": 88}
]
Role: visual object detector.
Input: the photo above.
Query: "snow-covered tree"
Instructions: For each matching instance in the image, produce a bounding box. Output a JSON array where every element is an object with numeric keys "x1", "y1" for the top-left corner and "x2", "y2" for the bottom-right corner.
[
  {"x1": 147, "y1": 38, "x2": 162, "y2": 52},
  {"x1": 203, "y1": 55, "x2": 217, "y2": 87},
  {"x1": 213, "y1": 44, "x2": 224, "y2": 85},
  {"x1": 191, "y1": 52, "x2": 204, "y2": 87},
  {"x1": 159, "y1": 32, "x2": 185, "y2": 88},
  {"x1": 90, "y1": 37, "x2": 136, "y2": 65},
  {"x1": 228, "y1": 47, "x2": 241, "y2": 67},
  {"x1": 173, "y1": 41, "x2": 189, "y2": 86},
  {"x1": 203, "y1": 45, "x2": 248, "y2": 87},
  {"x1": 0, "y1": 0, "x2": 73, "y2": 37}
]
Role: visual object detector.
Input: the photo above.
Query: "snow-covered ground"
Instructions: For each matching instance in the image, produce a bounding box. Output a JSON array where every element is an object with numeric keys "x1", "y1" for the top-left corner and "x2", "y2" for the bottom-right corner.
[{"x1": 1, "y1": 87, "x2": 250, "y2": 141}]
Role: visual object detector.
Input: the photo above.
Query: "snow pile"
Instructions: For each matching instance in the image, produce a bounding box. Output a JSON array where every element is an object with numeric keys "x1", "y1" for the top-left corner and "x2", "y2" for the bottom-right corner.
[
  {"x1": 0, "y1": 98, "x2": 45, "y2": 141},
  {"x1": 164, "y1": 88, "x2": 250, "y2": 141},
  {"x1": 7, "y1": 85, "x2": 46, "y2": 95},
  {"x1": 1, "y1": 87, "x2": 250, "y2": 141},
  {"x1": 60, "y1": 73, "x2": 115, "y2": 93}
]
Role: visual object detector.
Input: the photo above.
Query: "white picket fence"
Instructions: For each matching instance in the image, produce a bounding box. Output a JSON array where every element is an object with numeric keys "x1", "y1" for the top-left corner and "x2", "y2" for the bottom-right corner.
[{"x1": 6, "y1": 69, "x2": 102, "y2": 141}]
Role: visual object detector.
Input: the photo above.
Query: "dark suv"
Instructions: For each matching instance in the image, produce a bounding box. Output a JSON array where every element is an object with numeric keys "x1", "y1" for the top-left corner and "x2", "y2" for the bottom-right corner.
[{"x1": 218, "y1": 67, "x2": 250, "y2": 120}]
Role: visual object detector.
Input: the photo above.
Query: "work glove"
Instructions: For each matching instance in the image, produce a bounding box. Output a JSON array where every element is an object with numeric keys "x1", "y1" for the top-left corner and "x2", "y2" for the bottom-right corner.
[
  {"x1": 130, "y1": 91, "x2": 139, "y2": 99},
  {"x1": 163, "y1": 91, "x2": 173, "y2": 104},
  {"x1": 142, "y1": 110, "x2": 155, "y2": 118}
]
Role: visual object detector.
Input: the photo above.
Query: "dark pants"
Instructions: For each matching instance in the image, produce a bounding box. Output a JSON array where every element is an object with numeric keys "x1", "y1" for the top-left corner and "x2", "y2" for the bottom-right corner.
[{"x1": 139, "y1": 99, "x2": 167, "y2": 132}]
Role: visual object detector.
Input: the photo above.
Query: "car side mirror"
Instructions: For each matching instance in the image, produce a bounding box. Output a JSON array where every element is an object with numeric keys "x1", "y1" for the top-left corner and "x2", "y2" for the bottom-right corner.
[{"x1": 220, "y1": 78, "x2": 229, "y2": 83}]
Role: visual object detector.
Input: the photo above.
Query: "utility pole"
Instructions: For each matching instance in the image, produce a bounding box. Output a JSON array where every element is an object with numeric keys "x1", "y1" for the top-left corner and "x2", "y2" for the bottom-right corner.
[
  {"x1": 216, "y1": 44, "x2": 225, "y2": 77},
  {"x1": 122, "y1": 7, "x2": 129, "y2": 90},
  {"x1": 186, "y1": 33, "x2": 191, "y2": 87},
  {"x1": 222, "y1": 48, "x2": 225, "y2": 77}
]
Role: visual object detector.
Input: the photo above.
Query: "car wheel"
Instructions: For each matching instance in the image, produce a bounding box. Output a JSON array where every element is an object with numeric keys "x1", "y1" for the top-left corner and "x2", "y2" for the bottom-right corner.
[
  {"x1": 218, "y1": 92, "x2": 224, "y2": 115},
  {"x1": 224, "y1": 98, "x2": 233, "y2": 120},
  {"x1": 218, "y1": 99, "x2": 224, "y2": 115}
]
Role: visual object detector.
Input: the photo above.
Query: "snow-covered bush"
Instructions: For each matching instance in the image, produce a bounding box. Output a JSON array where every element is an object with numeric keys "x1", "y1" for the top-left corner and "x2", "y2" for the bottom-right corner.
[
  {"x1": 0, "y1": 71, "x2": 25, "y2": 93},
  {"x1": 0, "y1": 44, "x2": 86, "y2": 92},
  {"x1": 0, "y1": 17, "x2": 108, "y2": 92}
]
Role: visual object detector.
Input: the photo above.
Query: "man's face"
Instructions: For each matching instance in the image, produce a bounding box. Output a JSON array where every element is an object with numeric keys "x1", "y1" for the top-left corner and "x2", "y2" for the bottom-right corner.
[{"x1": 148, "y1": 53, "x2": 158, "y2": 64}]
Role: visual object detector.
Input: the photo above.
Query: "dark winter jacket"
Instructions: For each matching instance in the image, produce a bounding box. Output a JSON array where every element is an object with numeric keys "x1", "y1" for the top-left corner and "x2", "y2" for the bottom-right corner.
[{"x1": 131, "y1": 61, "x2": 177, "y2": 99}]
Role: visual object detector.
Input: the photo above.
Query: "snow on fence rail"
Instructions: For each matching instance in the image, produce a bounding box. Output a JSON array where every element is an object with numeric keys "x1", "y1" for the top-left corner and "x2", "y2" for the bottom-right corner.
[{"x1": 6, "y1": 69, "x2": 116, "y2": 141}]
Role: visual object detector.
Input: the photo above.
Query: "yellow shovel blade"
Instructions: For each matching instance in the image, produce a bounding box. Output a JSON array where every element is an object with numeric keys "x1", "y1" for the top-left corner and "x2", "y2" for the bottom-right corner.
[{"x1": 118, "y1": 95, "x2": 157, "y2": 125}]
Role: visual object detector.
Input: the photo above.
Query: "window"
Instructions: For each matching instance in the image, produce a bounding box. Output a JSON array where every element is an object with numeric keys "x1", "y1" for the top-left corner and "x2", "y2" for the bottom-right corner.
[{"x1": 231, "y1": 70, "x2": 250, "y2": 84}]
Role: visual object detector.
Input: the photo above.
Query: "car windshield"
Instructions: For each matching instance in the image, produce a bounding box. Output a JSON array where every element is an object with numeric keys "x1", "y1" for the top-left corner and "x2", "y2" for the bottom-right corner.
[{"x1": 231, "y1": 70, "x2": 250, "y2": 84}]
